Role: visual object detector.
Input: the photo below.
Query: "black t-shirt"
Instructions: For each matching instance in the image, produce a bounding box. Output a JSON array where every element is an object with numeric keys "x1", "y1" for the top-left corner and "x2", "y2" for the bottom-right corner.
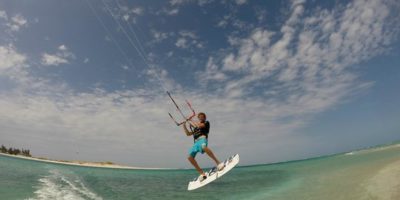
[{"x1": 193, "y1": 121, "x2": 210, "y2": 141}]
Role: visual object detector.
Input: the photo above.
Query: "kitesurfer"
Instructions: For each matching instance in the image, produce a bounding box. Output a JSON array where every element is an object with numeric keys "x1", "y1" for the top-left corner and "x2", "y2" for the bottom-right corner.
[{"x1": 183, "y1": 112, "x2": 225, "y2": 181}]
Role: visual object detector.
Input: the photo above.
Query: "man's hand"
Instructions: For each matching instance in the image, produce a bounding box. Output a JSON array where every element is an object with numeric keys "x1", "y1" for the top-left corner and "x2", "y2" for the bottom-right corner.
[
  {"x1": 183, "y1": 121, "x2": 193, "y2": 136},
  {"x1": 187, "y1": 120, "x2": 205, "y2": 129}
]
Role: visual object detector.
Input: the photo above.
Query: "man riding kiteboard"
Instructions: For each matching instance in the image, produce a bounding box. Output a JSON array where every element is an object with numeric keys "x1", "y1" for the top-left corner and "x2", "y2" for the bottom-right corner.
[
  {"x1": 166, "y1": 92, "x2": 226, "y2": 182},
  {"x1": 182, "y1": 112, "x2": 225, "y2": 182}
]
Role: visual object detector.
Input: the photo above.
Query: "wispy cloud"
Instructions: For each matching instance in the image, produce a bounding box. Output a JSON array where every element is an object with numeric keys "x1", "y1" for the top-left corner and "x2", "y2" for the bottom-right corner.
[
  {"x1": 41, "y1": 53, "x2": 68, "y2": 66},
  {"x1": 83, "y1": 57, "x2": 90, "y2": 64},
  {"x1": 235, "y1": 0, "x2": 247, "y2": 5},
  {"x1": 169, "y1": 0, "x2": 186, "y2": 6},
  {"x1": 116, "y1": 2, "x2": 144, "y2": 23},
  {"x1": 175, "y1": 30, "x2": 204, "y2": 49},
  {"x1": 7, "y1": 14, "x2": 28, "y2": 32},
  {"x1": 161, "y1": 0, "x2": 215, "y2": 16},
  {"x1": 151, "y1": 30, "x2": 174, "y2": 43},
  {"x1": 169, "y1": 0, "x2": 214, "y2": 7},
  {"x1": 165, "y1": 8, "x2": 179, "y2": 15},
  {"x1": 0, "y1": 44, "x2": 26, "y2": 72},
  {"x1": 211, "y1": 0, "x2": 399, "y2": 109},
  {"x1": 0, "y1": 10, "x2": 28, "y2": 43},
  {"x1": 215, "y1": 8, "x2": 253, "y2": 30},
  {"x1": 0, "y1": 10, "x2": 7, "y2": 20},
  {"x1": 41, "y1": 45, "x2": 75, "y2": 66}
]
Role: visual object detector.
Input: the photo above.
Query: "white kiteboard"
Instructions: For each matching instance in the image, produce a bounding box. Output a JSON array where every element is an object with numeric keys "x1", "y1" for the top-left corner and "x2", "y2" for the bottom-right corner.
[{"x1": 187, "y1": 154, "x2": 239, "y2": 191}]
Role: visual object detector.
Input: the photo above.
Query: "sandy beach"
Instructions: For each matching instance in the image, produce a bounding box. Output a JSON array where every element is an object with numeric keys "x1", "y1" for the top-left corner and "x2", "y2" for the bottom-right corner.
[
  {"x1": 0, "y1": 152, "x2": 169, "y2": 170},
  {"x1": 363, "y1": 158, "x2": 400, "y2": 200}
]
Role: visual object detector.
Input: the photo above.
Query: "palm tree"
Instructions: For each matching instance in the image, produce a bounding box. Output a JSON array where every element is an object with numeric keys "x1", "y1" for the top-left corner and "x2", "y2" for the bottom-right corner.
[{"x1": 1, "y1": 145, "x2": 6, "y2": 153}]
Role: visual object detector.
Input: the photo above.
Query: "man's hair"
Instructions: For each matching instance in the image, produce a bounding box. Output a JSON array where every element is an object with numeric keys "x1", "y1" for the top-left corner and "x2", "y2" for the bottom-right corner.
[{"x1": 198, "y1": 112, "x2": 206, "y2": 118}]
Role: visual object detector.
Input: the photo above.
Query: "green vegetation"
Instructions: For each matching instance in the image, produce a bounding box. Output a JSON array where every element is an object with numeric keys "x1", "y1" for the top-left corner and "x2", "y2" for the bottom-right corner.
[
  {"x1": 1, "y1": 144, "x2": 31, "y2": 157},
  {"x1": 96, "y1": 161, "x2": 115, "y2": 165},
  {"x1": 0, "y1": 145, "x2": 117, "y2": 166}
]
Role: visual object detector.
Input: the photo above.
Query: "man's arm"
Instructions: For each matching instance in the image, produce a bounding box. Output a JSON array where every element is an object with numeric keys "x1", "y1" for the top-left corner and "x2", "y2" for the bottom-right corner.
[
  {"x1": 182, "y1": 122, "x2": 193, "y2": 136},
  {"x1": 187, "y1": 120, "x2": 206, "y2": 128},
  {"x1": 190, "y1": 121, "x2": 206, "y2": 128}
]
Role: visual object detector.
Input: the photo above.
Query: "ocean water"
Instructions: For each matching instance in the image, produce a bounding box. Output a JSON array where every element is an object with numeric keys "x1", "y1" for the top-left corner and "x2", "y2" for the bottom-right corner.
[{"x1": 1, "y1": 143, "x2": 399, "y2": 200}]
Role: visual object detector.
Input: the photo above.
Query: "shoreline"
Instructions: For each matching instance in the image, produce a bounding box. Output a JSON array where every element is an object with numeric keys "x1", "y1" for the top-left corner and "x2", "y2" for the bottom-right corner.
[
  {"x1": 0, "y1": 152, "x2": 173, "y2": 170},
  {"x1": 2, "y1": 141, "x2": 398, "y2": 170},
  {"x1": 363, "y1": 158, "x2": 400, "y2": 199}
]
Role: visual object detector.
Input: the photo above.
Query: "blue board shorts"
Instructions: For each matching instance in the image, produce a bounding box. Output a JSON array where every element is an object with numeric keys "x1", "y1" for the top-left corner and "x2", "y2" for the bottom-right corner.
[{"x1": 189, "y1": 137, "x2": 208, "y2": 158}]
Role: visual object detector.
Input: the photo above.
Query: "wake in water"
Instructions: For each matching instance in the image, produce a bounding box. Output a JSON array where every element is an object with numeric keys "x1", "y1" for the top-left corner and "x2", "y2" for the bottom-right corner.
[{"x1": 27, "y1": 168, "x2": 102, "y2": 200}]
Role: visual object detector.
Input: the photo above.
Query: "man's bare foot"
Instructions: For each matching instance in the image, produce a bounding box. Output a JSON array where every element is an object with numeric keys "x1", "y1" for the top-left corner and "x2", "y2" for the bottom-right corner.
[
  {"x1": 217, "y1": 162, "x2": 225, "y2": 171},
  {"x1": 199, "y1": 173, "x2": 207, "y2": 182}
]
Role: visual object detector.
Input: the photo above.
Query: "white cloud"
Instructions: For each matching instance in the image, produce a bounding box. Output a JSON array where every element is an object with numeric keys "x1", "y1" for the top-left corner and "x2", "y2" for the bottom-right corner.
[
  {"x1": 131, "y1": 7, "x2": 143, "y2": 15},
  {"x1": 217, "y1": 20, "x2": 228, "y2": 28},
  {"x1": 169, "y1": 0, "x2": 214, "y2": 6},
  {"x1": 175, "y1": 30, "x2": 204, "y2": 49},
  {"x1": 41, "y1": 53, "x2": 68, "y2": 66},
  {"x1": 122, "y1": 65, "x2": 129, "y2": 70},
  {"x1": 0, "y1": 45, "x2": 26, "y2": 72},
  {"x1": 167, "y1": 51, "x2": 174, "y2": 57},
  {"x1": 216, "y1": 14, "x2": 231, "y2": 28},
  {"x1": 169, "y1": 0, "x2": 186, "y2": 6},
  {"x1": 41, "y1": 44, "x2": 75, "y2": 66},
  {"x1": 222, "y1": 28, "x2": 274, "y2": 72},
  {"x1": 83, "y1": 58, "x2": 90, "y2": 64},
  {"x1": 161, "y1": 0, "x2": 215, "y2": 16},
  {"x1": 118, "y1": 4, "x2": 143, "y2": 23},
  {"x1": 198, "y1": 0, "x2": 214, "y2": 6},
  {"x1": 166, "y1": 8, "x2": 179, "y2": 15},
  {"x1": 0, "y1": 45, "x2": 55, "y2": 91},
  {"x1": 123, "y1": 14, "x2": 130, "y2": 21},
  {"x1": 12, "y1": 14, "x2": 27, "y2": 26},
  {"x1": 179, "y1": 30, "x2": 197, "y2": 39},
  {"x1": 197, "y1": 57, "x2": 228, "y2": 85},
  {"x1": 216, "y1": 13, "x2": 253, "y2": 30},
  {"x1": 0, "y1": 10, "x2": 7, "y2": 20},
  {"x1": 7, "y1": 14, "x2": 28, "y2": 32},
  {"x1": 156, "y1": 6, "x2": 180, "y2": 16},
  {"x1": 255, "y1": 8, "x2": 267, "y2": 22},
  {"x1": 235, "y1": 0, "x2": 247, "y2": 5},
  {"x1": 0, "y1": 12, "x2": 29, "y2": 39},
  {"x1": 175, "y1": 38, "x2": 188, "y2": 48},
  {"x1": 151, "y1": 30, "x2": 173, "y2": 43},
  {"x1": 58, "y1": 45, "x2": 68, "y2": 51}
]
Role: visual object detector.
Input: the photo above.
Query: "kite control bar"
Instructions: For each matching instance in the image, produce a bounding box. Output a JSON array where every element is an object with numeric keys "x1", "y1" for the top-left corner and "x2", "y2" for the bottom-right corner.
[{"x1": 167, "y1": 91, "x2": 196, "y2": 126}]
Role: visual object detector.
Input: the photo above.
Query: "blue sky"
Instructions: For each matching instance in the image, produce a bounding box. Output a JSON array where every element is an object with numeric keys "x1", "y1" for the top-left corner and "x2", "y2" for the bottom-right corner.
[{"x1": 0, "y1": 0, "x2": 399, "y2": 168}]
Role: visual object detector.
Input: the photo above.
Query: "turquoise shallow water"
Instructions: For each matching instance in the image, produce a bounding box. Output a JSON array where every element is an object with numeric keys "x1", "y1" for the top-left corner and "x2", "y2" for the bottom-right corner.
[{"x1": 1, "y1": 143, "x2": 399, "y2": 200}]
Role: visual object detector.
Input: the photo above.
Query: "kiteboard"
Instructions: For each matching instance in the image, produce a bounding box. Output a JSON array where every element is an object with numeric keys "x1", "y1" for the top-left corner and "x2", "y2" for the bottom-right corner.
[{"x1": 187, "y1": 154, "x2": 239, "y2": 191}]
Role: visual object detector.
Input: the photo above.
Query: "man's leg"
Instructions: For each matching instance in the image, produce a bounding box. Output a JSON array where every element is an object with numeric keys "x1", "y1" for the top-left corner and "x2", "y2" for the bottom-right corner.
[
  {"x1": 202, "y1": 146, "x2": 221, "y2": 165},
  {"x1": 188, "y1": 156, "x2": 206, "y2": 175}
]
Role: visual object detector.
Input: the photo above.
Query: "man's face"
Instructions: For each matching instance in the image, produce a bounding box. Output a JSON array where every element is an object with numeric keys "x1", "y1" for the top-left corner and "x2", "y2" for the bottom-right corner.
[{"x1": 198, "y1": 114, "x2": 206, "y2": 122}]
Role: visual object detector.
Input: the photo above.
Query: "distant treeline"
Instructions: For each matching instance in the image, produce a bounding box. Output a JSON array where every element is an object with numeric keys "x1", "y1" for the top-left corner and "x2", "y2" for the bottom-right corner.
[{"x1": 1, "y1": 145, "x2": 31, "y2": 157}]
